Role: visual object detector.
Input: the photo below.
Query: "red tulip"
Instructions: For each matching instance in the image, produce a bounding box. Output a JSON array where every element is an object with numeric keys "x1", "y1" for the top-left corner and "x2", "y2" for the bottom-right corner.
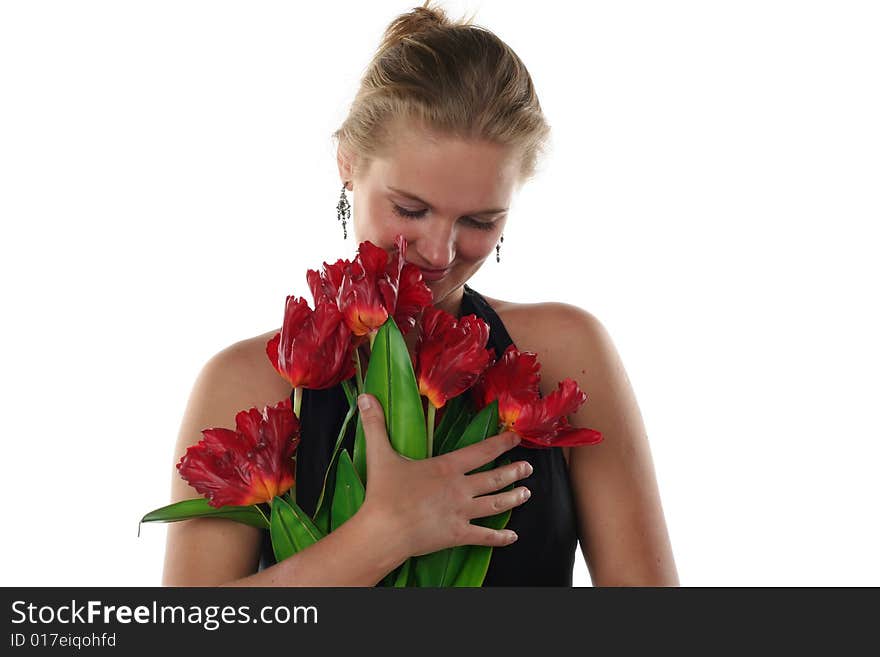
[
  {"x1": 266, "y1": 296, "x2": 356, "y2": 390},
  {"x1": 307, "y1": 234, "x2": 432, "y2": 336},
  {"x1": 306, "y1": 257, "x2": 347, "y2": 303},
  {"x1": 474, "y1": 344, "x2": 541, "y2": 406},
  {"x1": 415, "y1": 306, "x2": 493, "y2": 408},
  {"x1": 387, "y1": 235, "x2": 434, "y2": 334},
  {"x1": 473, "y1": 345, "x2": 603, "y2": 449},
  {"x1": 177, "y1": 398, "x2": 301, "y2": 508}
]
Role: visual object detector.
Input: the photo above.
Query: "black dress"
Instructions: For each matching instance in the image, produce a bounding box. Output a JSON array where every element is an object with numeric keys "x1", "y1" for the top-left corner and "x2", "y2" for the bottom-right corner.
[{"x1": 259, "y1": 284, "x2": 580, "y2": 585}]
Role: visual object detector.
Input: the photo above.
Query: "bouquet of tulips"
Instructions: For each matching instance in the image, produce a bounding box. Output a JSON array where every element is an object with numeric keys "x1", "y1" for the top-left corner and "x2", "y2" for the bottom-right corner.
[{"x1": 141, "y1": 234, "x2": 603, "y2": 586}]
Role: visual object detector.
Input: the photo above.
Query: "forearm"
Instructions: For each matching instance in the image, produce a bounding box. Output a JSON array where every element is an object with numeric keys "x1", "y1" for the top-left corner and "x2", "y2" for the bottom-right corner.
[{"x1": 221, "y1": 508, "x2": 409, "y2": 587}]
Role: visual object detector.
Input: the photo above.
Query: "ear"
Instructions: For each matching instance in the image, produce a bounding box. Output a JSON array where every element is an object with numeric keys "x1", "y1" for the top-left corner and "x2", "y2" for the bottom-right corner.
[{"x1": 336, "y1": 143, "x2": 356, "y2": 189}]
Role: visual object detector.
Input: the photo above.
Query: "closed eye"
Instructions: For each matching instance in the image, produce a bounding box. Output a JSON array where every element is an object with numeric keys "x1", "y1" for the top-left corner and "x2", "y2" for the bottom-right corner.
[
  {"x1": 391, "y1": 204, "x2": 497, "y2": 231},
  {"x1": 392, "y1": 204, "x2": 427, "y2": 219}
]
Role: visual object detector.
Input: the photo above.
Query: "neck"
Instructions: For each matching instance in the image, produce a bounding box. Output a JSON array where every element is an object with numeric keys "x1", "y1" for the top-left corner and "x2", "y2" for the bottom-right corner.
[{"x1": 432, "y1": 283, "x2": 466, "y2": 318}]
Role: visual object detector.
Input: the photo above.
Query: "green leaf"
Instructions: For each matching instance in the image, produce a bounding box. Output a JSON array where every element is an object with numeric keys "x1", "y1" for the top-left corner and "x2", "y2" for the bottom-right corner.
[
  {"x1": 412, "y1": 402, "x2": 502, "y2": 586},
  {"x1": 313, "y1": 490, "x2": 331, "y2": 535},
  {"x1": 393, "y1": 558, "x2": 414, "y2": 587},
  {"x1": 452, "y1": 456, "x2": 514, "y2": 587},
  {"x1": 413, "y1": 549, "x2": 454, "y2": 587},
  {"x1": 269, "y1": 497, "x2": 297, "y2": 562},
  {"x1": 331, "y1": 449, "x2": 366, "y2": 531},
  {"x1": 434, "y1": 394, "x2": 475, "y2": 456},
  {"x1": 139, "y1": 498, "x2": 269, "y2": 531},
  {"x1": 313, "y1": 378, "x2": 358, "y2": 531},
  {"x1": 341, "y1": 376, "x2": 357, "y2": 407},
  {"x1": 451, "y1": 525, "x2": 510, "y2": 586},
  {"x1": 354, "y1": 317, "x2": 427, "y2": 484},
  {"x1": 371, "y1": 317, "x2": 427, "y2": 460},
  {"x1": 269, "y1": 496, "x2": 326, "y2": 562},
  {"x1": 380, "y1": 567, "x2": 398, "y2": 587},
  {"x1": 433, "y1": 394, "x2": 463, "y2": 453},
  {"x1": 353, "y1": 413, "x2": 367, "y2": 484},
  {"x1": 442, "y1": 545, "x2": 473, "y2": 586},
  {"x1": 446, "y1": 401, "x2": 500, "y2": 473},
  {"x1": 450, "y1": 521, "x2": 512, "y2": 587}
]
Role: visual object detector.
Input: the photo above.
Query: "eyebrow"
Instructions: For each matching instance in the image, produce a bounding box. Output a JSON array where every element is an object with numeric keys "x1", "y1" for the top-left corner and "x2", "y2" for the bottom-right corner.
[{"x1": 387, "y1": 186, "x2": 508, "y2": 216}]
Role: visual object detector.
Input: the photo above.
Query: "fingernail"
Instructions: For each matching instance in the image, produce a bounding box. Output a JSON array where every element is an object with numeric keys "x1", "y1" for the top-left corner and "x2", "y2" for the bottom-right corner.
[
  {"x1": 507, "y1": 531, "x2": 518, "y2": 542},
  {"x1": 512, "y1": 435, "x2": 521, "y2": 447},
  {"x1": 358, "y1": 394, "x2": 372, "y2": 411}
]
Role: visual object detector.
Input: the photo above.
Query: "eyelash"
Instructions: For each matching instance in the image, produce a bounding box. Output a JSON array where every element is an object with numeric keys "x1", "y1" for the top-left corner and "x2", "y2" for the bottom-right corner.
[{"x1": 391, "y1": 204, "x2": 497, "y2": 231}]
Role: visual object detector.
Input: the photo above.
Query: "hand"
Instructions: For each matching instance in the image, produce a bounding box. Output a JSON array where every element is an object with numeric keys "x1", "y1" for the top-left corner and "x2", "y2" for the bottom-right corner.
[{"x1": 356, "y1": 393, "x2": 533, "y2": 558}]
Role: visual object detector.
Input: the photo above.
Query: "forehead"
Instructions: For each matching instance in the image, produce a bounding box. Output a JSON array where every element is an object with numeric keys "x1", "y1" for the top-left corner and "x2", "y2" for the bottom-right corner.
[{"x1": 368, "y1": 121, "x2": 520, "y2": 208}]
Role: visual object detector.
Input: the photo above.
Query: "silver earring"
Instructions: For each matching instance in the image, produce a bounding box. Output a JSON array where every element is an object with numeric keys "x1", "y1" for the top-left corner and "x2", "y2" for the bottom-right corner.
[
  {"x1": 336, "y1": 182, "x2": 351, "y2": 239},
  {"x1": 496, "y1": 234, "x2": 504, "y2": 263}
]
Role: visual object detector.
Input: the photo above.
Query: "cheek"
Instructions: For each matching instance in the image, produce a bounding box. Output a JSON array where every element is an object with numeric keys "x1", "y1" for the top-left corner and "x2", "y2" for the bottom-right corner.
[
  {"x1": 456, "y1": 232, "x2": 497, "y2": 262},
  {"x1": 355, "y1": 196, "x2": 401, "y2": 240},
  {"x1": 357, "y1": 196, "x2": 420, "y2": 244}
]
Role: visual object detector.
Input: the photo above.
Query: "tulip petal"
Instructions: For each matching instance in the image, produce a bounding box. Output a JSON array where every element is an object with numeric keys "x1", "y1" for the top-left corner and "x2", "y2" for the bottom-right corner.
[
  {"x1": 306, "y1": 235, "x2": 431, "y2": 339},
  {"x1": 471, "y1": 347, "x2": 604, "y2": 450},
  {"x1": 472, "y1": 344, "x2": 541, "y2": 411},
  {"x1": 269, "y1": 295, "x2": 356, "y2": 389},
  {"x1": 266, "y1": 332, "x2": 281, "y2": 372},
  {"x1": 307, "y1": 259, "x2": 347, "y2": 306},
  {"x1": 522, "y1": 426, "x2": 604, "y2": 448},
  {"x1": 177, "y1": 399, "x2": 300, "y2": 508},
  {"x1": 416, "y1": 307, "x2": 493, "y2": 409}
]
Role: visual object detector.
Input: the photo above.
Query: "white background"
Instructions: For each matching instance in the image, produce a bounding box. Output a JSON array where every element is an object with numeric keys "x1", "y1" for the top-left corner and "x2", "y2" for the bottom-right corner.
[{"x1": 1, "y1": 0, "x2": 878, "y2": 587}]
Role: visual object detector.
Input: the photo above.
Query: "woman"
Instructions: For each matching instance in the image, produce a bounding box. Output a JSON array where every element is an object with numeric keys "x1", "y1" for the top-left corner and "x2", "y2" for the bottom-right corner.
[{"x1": 162, "y1": 2, "x2": 679, "y2": 587}]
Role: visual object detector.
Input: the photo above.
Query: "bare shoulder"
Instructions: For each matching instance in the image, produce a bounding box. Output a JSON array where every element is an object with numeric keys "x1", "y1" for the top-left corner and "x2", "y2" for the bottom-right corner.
[
  {"x1": 478, "y1": 295, "x2": 606, "y2": 469},
  {"x1": 478, "y1": 294, "x2": 606, "y2": 386},
  {"x1": 481, "y1": 295, "x2": 678, "y2": 585},
  {"x1": 196, "y1": 328, "x2": 293, "y2": 417},
  {"x1": 162, "y1": 327, "x2": 292, "y2": 586}
]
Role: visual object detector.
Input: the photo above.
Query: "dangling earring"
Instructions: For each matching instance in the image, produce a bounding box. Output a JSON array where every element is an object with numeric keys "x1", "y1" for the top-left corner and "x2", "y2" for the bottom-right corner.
[
  {"x1": 496, "y1": 234, "x2": 504, "y2": 263},
  {"x1": 336, "y1": 182, "x2": 351, "y2": 239}
]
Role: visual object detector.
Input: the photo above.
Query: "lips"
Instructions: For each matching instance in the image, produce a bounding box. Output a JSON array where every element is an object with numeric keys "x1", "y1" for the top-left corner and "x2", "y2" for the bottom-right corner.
[{"x1": 417, "y1": 267, "x2": 450, "y2": 282}]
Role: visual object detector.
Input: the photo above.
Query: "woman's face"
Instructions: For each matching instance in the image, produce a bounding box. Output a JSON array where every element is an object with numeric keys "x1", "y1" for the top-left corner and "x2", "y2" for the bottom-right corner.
[{"x1": 340, "y1": 121, "x2": 521, "y2": 315}]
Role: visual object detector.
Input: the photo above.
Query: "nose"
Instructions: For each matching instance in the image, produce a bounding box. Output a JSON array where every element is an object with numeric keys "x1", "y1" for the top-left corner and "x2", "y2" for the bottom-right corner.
[{"x1": 412, "y1": 221, "x2": 456, "y2": 269}]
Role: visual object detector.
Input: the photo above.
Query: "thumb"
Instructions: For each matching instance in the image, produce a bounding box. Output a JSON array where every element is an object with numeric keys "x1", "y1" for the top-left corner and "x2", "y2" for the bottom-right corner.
[{"x1": 358, "y1": 394, "x2": 392, "y2": 466}]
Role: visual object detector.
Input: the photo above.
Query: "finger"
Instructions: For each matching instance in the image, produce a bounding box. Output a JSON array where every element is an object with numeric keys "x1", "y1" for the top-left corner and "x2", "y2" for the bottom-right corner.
[
  {"x1": 469, "y1": 486, "x2": 531, "y2": 520},
  {"x1": 466, "y1": 460, "x2": 533, "y2": 497},
  {"x1": 445, "y1": 431, "x2": 521, "y2": 474},
  {"x1": 458, "y1": 523, "x2": 519, "y2": 548},
  {"x1": 358, "y1": 394, "x2": 392, "y2": 465}
]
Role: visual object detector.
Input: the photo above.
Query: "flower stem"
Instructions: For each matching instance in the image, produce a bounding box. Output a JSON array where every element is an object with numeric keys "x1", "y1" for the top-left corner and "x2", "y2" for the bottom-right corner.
[
  {"x1": 253, "y1": 504, "x2": 270, "y2": 528},
  {"x1": 354, "y1": 349, "x2": 365, "y2": 394},
  {"x1": 293, "y1": 387, "x2": 302, "y2": 418},
  {"x1": 313, "y1": 386, "x2": 358, "y2": 522},
  {"x1": 427, "y1": 403, "x2": 436, "y2": 457}
]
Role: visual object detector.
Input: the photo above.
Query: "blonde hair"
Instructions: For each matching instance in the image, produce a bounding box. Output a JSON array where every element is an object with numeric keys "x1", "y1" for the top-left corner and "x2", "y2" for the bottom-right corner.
[{"x1": 334, "y1": 1, "x2": 550, "y2": 184}]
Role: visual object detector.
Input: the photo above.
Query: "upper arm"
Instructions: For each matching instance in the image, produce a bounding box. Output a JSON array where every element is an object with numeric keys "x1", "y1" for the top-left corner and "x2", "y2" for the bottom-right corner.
[
  {"x1": 162, "y1": 334, "x2": 291, "y2": 586},
  {"x1": 539, "y1": 304, "x2": 679, "y2": 586}
]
